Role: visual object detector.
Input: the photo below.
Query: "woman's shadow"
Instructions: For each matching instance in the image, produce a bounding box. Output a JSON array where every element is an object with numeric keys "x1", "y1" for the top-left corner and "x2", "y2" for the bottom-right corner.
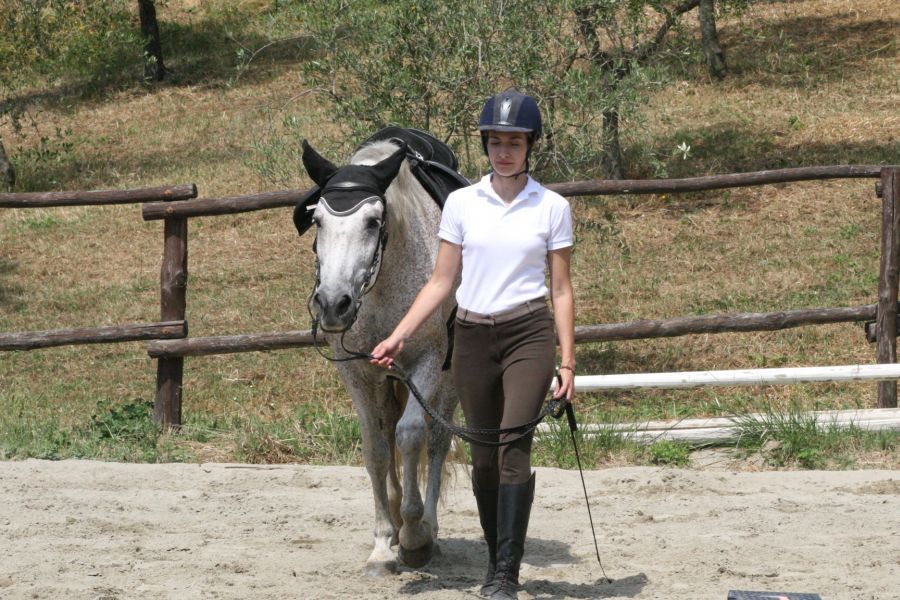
[{"x1": 397, "y1": 535, "x2": 648, "y2": 598}]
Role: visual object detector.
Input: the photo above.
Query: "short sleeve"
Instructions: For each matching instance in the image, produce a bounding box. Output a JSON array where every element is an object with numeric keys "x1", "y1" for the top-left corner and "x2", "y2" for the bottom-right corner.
[
  {"x1": 438, "y1": 191, "x2": 463, "y2": 245},
  {"x1": 547, "y1": 200, "x2": 573, "y2": 250}
]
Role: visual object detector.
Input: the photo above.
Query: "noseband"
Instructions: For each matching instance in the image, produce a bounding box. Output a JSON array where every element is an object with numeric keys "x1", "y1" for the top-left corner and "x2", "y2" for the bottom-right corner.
[{"x1": 307, "y1": 182, "x2": 389, "y2": 333}]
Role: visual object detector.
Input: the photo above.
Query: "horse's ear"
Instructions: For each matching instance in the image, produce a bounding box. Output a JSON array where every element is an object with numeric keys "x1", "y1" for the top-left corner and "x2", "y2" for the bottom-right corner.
[
  {"x1": 369, "y1": 142, "x2": 407, "y2": 194},
  {"x1": 302, "y1": 140, "x2": 338, "y2": 186}
]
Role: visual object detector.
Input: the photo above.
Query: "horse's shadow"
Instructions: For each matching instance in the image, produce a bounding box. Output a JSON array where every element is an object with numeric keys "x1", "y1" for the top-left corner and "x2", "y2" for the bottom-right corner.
[{"x1": 397, "y1": 536, "x2": 647, "y2": 598}]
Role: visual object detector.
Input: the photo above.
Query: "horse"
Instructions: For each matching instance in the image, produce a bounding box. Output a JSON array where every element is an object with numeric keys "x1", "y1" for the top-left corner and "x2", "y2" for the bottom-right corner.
[{"x1": 299, "y1": 138, "x2": 459, "y2": 576}]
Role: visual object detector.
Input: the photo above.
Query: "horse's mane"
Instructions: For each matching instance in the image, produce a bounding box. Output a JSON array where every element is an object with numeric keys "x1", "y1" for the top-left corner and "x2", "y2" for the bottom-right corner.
[{"x1": 351, "y1": 140, "x2": 428, "y2": 241}]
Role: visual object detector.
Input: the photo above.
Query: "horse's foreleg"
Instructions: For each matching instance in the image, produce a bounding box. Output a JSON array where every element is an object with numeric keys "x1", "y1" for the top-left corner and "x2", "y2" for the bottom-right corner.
[
  {"x1": 353, "y1": 389, "x2": 400, "y2": 577},
  {"x1": 423, "y1": 380, "x2": 456, "y2": 546},
  {"x1": 394, "y1": 373, "x2": 437, "y2": 568},
  {"x1": 387, "y1": 431, "x2": 402, "y2": 546}
]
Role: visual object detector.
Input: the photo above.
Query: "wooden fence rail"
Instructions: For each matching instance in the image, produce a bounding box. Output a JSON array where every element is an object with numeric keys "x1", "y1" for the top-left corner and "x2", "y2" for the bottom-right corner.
[
  {"x1": 140, "y1": 165, "x2": 886, "y2": 221},
  {"x1": 0, "y1": 320, "x2": 186, "y2": 351},
  {"x1": 4, "y1": 168, "x2": 900, "y2": 429},
  {"x1": 146, "y1": 303, "x2": 891, "y2": 358},
  {"x1": 0, "y1": 184, "x2": 196, "y2": 208},
  {"x1": 0, "y1": 185, "x2": 195, "y2": 367}
]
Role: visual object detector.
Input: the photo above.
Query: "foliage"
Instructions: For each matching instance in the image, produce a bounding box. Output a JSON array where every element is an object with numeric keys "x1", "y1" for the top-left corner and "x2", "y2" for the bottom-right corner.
[
  {"x1": 236, "y1": 404, "x2": 362, "y2": 464},
  {"x1": 533, "y1": 419, "x2": 636, "y2": 468},
  {"x1": 732, "y1": 405, "x2": 899, "y2": 469},
  {"x1": 0, "y1": 398, "x2": 177, "y2": 462},
  {"x1": 0, "y1": 0, "x2": 143, "y2": 91},
  {"x1": 264, "y1": 0, "x2": 662, "y2": 181},
  {"x1": 647, "y1": 439, "x2": 691, "y2": 466}
]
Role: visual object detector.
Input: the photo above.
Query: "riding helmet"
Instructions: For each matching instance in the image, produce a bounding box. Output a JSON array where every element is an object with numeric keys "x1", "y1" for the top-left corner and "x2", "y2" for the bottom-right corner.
[{"x1": 478, "y1": 89, "x2": 542, "y2": 154}]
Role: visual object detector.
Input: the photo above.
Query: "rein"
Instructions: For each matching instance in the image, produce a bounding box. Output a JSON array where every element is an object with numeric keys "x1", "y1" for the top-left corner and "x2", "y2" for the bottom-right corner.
[
  {"x1": 307, "y1": 316, "x2": 608, "y2": 580},
  {"x1": 306, "y1": 313, "x2": 567, "y2": 447},
  {"x1": 306, "y1": 171, "x2": 609, "y2": 581}
]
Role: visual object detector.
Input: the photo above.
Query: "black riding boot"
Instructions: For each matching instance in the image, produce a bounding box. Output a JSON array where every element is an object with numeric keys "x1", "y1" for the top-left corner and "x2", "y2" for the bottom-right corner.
[
  {"x1": 487, "y1": 472, "x2": 535, "y2": 600},
  {"x1": 473, "y1": 482, "x2": 499, "y2": 596}
]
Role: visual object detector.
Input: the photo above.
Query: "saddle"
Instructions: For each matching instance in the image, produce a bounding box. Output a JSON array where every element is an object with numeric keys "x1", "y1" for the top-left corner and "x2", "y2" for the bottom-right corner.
[{"x1": 292, "y1": 127, "x2": 470, "y2": 236}]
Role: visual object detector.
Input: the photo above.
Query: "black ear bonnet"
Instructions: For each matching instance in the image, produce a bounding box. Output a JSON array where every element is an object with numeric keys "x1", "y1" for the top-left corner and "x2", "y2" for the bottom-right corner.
[{"x1": 294, "y1": 141, "x2": 407, "y2": 236}]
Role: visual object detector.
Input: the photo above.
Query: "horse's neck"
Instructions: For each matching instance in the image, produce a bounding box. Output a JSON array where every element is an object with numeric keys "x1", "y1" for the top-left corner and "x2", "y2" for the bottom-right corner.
[{"x1": 369, "y1": 202, "x2": 441, "y2": 307}]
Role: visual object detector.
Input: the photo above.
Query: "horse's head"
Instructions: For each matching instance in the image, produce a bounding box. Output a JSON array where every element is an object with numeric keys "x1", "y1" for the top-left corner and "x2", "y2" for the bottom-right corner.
[{"x1": 299, "y1": 140, "x2": 406, "y2": 332}]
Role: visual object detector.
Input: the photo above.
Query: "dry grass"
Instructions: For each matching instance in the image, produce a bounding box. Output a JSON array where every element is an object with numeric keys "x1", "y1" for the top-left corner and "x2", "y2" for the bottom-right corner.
[{"x1": 0, "y1": 0, "x2": 898, "y2": 463}]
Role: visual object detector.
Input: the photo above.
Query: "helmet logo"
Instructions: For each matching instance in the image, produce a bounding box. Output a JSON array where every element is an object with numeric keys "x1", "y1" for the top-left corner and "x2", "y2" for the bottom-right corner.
[{"x1": 499, "y1": 98, "x2": 513, "y2": 125}]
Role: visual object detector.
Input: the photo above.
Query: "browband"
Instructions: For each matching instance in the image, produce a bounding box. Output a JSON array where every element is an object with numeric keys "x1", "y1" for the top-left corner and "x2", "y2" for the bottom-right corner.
[{"x1": 319, "y1": 194, "x2": 382, "y2": 217}]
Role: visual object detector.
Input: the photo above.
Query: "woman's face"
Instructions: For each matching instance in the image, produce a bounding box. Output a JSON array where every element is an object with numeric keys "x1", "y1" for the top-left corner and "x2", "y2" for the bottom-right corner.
[{"x1": 486, "y1": 131, "x2": 529, "y2": 177}]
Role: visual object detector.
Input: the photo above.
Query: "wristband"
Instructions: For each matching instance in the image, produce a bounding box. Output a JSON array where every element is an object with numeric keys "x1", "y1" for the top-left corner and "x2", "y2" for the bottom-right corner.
[{"x1": 558, "y1": 365, "x2": 575, "y2": 372}]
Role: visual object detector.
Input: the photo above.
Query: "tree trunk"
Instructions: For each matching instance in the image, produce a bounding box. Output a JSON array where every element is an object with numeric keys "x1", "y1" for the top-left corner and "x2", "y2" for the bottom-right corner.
[
  {"x1": 138, "y1": 0, "x2": 166, "y2": 81},
  {"x1": 0, "y1": 140, "x2": 14, "y2": 191},
  {"x1": 698, "y1": 0, "x2": 727, "y2": 79},
  {"x1": 601, "y1": 107, "x2": 625, "y2": 180}
]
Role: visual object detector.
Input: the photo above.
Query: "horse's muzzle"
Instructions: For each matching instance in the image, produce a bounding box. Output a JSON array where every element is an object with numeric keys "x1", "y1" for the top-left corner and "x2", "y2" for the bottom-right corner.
[{"x1": 312, "y1": 287, "x2": 359, "y2": 332}]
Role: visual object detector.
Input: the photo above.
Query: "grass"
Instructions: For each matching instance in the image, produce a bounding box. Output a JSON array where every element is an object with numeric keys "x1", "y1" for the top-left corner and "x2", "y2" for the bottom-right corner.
[
  {"x1": 731, "y1": 403, "x2": 899, "y2": 469},
  {"x1": 0, "y1": 0, "x2": 898, "y2": 468}
]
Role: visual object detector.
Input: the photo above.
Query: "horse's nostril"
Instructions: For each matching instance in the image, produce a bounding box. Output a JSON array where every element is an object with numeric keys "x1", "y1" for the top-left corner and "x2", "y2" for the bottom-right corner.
[
  {"x1": 336, "y1": 294, "x2": 352, "y2": 315},
  {"x1": 313, "y1": 292, "x2": 325, "y2": 310}
]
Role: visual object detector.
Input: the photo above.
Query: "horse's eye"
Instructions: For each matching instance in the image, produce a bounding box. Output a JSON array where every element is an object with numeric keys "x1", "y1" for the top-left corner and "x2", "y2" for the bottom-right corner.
[
  {"x1": 313, "y1": 217, "x2": 322, "y2": 228},
  {"x1": 366, "y1": 218, "x2": 381, "y2": 230}
]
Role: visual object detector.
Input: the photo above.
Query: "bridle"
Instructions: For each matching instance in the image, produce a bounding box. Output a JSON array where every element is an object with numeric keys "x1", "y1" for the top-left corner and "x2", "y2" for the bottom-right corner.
[{"x1": 306, "y1": 183, "x2": 389, "y2": 334}]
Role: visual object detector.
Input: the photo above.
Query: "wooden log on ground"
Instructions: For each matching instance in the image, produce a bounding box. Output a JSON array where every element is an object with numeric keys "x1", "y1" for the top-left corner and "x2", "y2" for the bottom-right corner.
[
  {"x1": 148, "y1": 330, "x2": 316, "y2": 358},
  {"x1": 569, "y1": 363, "x2": 900, "y2": 391},
  {"x1": 574, "y1": 304, "x2": 878, "y2": 343},
  {"x1": 876, "y1": 167, "x2": 899, "y2": 408},
  {"x1": 0, "y1": 320, "x2": 186, "y2": 351},
  {"x1": 536, "y1": 408, "x2": 900, "y2": 445},
  {"x1": 0, "y1": 184, "x2": 196, "y2": 208}
]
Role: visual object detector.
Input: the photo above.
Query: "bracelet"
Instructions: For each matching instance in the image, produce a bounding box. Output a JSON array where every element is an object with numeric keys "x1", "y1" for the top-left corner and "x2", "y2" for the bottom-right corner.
[{"x1": 558, "y1": 365, "x2": 575, "y2": 372}]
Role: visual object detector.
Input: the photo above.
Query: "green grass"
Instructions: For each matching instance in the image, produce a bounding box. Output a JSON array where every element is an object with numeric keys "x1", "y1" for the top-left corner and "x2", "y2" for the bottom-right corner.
[
  {"x1": 732, "y1": 404, "x2": 899, "y2": 469},
  {"x1": 0, "y1": 0, "x2": 898, "y2": 469}
]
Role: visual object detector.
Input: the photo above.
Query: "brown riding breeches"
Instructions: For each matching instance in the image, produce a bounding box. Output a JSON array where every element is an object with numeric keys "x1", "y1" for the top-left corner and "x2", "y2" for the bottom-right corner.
[{"x1": 451, "y1": 302, "x2": 556, "y2": 489}]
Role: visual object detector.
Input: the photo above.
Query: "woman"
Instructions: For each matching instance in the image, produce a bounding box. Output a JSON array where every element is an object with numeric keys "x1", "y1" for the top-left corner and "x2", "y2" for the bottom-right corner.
[{"x1": 371, "y1": 89, "x2": 575, "y2": 600}]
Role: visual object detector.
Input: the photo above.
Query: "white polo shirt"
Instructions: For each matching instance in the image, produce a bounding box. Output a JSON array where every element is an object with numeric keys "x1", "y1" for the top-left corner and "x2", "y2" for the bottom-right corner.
[{"x1": 438, "y1": 174, "x2": 573, "y2": 314}]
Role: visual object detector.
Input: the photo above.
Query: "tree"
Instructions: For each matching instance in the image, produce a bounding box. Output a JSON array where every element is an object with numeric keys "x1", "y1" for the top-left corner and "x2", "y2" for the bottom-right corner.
[
  {"x1": 699, "y1": 0, "x2": 727, "y2": 79},
  {"x1": 284, "y1": 1, "x2": 610, "y2": 180},
  {"x1": 574, "y1": 0, "x2": 710, "y2": 179},
  {"x1": 265, "y1": 0, "x2": 738, "y2": 181},
  {"x1": 138, "y1": 0, "x2": 167, "y2": 81},
  {"x1": 0, "y1": 139, "x2": 14, "y2": 192}
]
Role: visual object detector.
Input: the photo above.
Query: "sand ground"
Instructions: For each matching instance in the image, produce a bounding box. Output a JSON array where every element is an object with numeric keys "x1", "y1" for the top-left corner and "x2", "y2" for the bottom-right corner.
[{"x1": 0, "y1": 459, "x2": 897, "y2": 599}]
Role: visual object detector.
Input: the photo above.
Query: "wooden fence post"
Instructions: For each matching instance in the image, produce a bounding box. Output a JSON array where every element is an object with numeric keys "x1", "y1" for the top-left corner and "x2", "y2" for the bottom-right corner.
[
  {"x1": 876, "y1": 167, "x2": 899, "y2": 408},
  {"x1": 154, "y1": 214, "x2": 188, "y2": 426}
]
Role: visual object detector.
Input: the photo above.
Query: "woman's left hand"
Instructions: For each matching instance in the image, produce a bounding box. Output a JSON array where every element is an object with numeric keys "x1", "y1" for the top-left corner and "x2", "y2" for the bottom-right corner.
[{"x1": 553, "y1": 368, "x2": 575, "y2": 402}]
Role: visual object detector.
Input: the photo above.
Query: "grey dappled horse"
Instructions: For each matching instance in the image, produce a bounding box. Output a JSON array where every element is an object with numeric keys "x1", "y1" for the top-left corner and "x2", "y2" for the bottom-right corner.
[{"x1": 301, "y1": 139, "x2": 459, "y2": 575}]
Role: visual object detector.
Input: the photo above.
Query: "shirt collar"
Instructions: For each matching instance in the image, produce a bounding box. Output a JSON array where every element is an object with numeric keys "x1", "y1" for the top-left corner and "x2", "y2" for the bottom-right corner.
[{"x1": 476, "y1": 173, "x2": 540, "y2": 206}]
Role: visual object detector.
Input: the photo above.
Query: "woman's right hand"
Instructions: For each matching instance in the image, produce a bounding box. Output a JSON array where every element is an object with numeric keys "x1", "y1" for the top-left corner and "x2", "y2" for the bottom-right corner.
[{"x1": 370, "y1": 335, "x2": 404, "y2": 368}]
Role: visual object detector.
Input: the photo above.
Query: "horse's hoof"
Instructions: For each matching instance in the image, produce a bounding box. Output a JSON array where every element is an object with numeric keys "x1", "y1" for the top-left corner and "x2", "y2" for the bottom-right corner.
[
  {"x1": 365, "y1": 560, "x2": 398, "y2": 577},
  {"x1": 398, "y1": 539, "x2": 433, "y2": 568}
]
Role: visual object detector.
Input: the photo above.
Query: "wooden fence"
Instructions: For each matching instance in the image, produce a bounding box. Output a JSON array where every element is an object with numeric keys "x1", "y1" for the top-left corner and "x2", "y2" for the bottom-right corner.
[{"x1": 1, "y1": 167, "x2": 897, "y2": 427}]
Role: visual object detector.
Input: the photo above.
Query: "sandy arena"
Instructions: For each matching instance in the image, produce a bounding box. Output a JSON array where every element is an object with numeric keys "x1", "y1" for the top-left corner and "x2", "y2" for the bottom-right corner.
[{"x1": 0, "y1": 459, "x2": 897, "y2": 599}]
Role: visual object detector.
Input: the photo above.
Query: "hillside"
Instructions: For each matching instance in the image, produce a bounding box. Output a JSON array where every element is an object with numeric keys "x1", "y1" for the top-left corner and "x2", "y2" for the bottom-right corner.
[{"x1": 0, "y1": 0, "x2": 897, "y2": 465}]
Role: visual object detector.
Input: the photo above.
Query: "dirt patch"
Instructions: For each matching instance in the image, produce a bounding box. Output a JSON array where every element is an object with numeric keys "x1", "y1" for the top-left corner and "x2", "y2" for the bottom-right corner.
[{"x1": 0, "y1": 460, "x2": 897, "y2": 599}]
